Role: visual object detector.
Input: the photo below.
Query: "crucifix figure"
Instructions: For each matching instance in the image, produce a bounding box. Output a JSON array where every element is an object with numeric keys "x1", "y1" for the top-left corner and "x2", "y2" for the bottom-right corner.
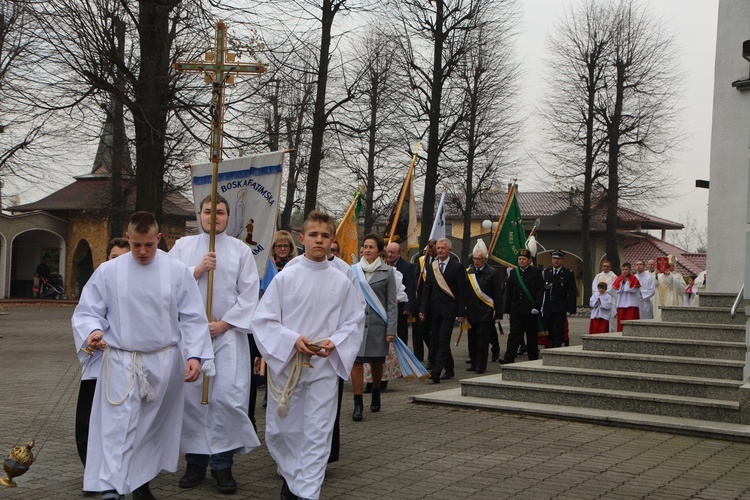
[{"x1": 173, "y1": 20, "x2": 266, "y2": 403}]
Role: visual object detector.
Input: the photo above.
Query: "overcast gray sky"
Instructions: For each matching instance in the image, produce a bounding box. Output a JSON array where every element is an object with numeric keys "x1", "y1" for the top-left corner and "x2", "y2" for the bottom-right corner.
[{"x1": 517, "y1": 0, "x2": 718, "y2": 237}]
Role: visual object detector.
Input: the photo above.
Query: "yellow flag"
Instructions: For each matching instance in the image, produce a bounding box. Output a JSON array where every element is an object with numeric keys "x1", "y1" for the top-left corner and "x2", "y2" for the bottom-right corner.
[{"x1": 335, "y1": 190, "x2": 364, "y2": 264}]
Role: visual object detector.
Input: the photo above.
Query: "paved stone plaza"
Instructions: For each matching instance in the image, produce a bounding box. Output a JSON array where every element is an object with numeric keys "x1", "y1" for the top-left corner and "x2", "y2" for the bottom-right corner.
[{"x1": 2, "y1": 304, "x2": 750, "y2": 499}]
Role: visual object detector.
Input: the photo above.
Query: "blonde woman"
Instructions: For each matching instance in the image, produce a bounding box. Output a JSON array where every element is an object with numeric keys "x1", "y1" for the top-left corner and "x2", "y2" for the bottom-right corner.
[{"x1": 271, "y1": 230, "x2": 298, "y2": 272}]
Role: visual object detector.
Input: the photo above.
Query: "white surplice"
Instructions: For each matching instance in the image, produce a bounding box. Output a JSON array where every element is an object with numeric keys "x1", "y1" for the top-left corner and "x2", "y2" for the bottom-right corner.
[
  {"x1": 592, "y1": 271, "x2": 618, "y2": 331},
  {"x1": 251, "y1": 256, "x2": 365, "y2": 500},
  {"x1": 71, "y1": 251, "x2": 213, "y2": 495},
  {"x1": 636, "y1": 271, "x2": 656, "y2": 319},
  {"x1": 169, "y1": 232, "x2": 261, "y2": 456}
]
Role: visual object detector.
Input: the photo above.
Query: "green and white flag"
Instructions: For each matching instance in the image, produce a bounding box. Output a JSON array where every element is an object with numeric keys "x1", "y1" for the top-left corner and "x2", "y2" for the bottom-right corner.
[
  {"x1": 489, "y1": 185, "x2": 526, "y2": 268},
  {"x1": 429, "y1": 192, "x2": 446, "y2": 241}
]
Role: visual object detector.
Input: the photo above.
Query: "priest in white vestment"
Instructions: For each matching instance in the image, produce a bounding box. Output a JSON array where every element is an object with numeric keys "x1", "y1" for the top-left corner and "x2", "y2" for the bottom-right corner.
[
  {"x1": 657, "y1": 264, "x2": 687, "y2": 308},
  {"x1": 592, "y1": 261, "x2": 618, "y2": 332},
  {"x1": 252, "y1": 211, "x2": 365, "y2": 500},
  {"x1": 170, "y1": 195, "x2": 261, "y2": 493},
  {"x1": 72, "y1": 212, "x2": 213, "y2": 499}
]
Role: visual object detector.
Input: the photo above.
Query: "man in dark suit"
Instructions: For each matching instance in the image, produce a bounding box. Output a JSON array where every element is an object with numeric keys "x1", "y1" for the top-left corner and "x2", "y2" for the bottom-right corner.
[
  {"x1": 500, "y1": 248, "x2": 543, "y2": 364},
  {"x1": 414, "y1": 239, "x2": 438, "y2": 363},
  {"x1": 465, "y1": 241, "x2": 503, "y2": 374},
  {"x1": 386, "y1": 242, "x2": 417, "y2": 347},
  {"x1": 542, "y1": 249, "x2": 578, "y2": 348},
  {"x1": 419, "y1": 238, "x2": 467, "y2": 383}
]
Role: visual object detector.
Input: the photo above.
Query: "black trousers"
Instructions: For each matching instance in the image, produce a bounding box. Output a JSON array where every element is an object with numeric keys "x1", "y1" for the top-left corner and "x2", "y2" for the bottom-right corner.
[
  {"x1": 327, "y1": 377, "x2": 344, "y2": 463},
  {"x1": 429, "y1": 313, "x2": 455, "y2": 376},
  {"x1": 396, "y1": 313, "x2": 409, "y2": 345},
  {"x1": 75, "y1": 379, "x2": 97, "y2": 466},
  {"x1": 544, "y1": 310, "x2": 567, "y2": 347},
  {"x1": 467, "y1": 321, "x2": 499, "y2": 366},
  {"x1": 411, "y1": 317, "x2": 430, "y2": 361},
  {"x1": 248, "y1": 334, "x2": 262, "y2": 431},
  {"x1": 504, "y1": 314, "x2": 539, "y2": 362},
  {"x1": 412, "y1": 317, "x2": 430, "y2": 362},
  {"x1": 470, "y1": 321, "x2": 498, "y2": 371}
]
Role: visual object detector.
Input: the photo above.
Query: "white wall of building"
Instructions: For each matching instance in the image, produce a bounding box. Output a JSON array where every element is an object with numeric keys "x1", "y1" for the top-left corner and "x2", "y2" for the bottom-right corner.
[{"x1": 706, "y1": 0, "x2": 750, "y2": 293}]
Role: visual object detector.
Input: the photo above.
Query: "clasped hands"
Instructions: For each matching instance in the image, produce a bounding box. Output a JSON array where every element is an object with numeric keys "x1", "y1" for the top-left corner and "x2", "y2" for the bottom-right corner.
[
  {"x1": 295, "y1": 336, "x2": 335, "y2": 358},
  {"x1": 85, "y1": 329, "x2": 107, "y2": 353}
]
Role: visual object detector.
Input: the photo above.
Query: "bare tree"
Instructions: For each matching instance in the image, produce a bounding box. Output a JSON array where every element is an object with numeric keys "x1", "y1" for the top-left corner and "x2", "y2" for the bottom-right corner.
[
  {"x1": 601, "y1": 0, "x2": 682, "y2": 272},
  {"x1": 448, "y1": 1, "x2": 520, "y2": 261},
  {"x1": 393, "y1": 0, "x2": 488, "y2": 251},
  {"x1": 667, "y1": 211, "x2": 707, "y2": 254},
  {"x1": 540, "y1": 0, "x2": 681, "y2": 279},
  {"x1": 0, "y1": 0, "x2": 80, "y2": 203},
  {"x1": 333, "y1": 25, "x2": 406, "y2": 233},
  {"x1": 538, "y1": 0, "x2": 611, "y2": 300}
]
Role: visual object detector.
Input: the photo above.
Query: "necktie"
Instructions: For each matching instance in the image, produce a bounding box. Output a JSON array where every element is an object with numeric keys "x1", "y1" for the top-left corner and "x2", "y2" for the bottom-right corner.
[{"x1": 439, "y1": 262, "x2": 445, "y2": 273}]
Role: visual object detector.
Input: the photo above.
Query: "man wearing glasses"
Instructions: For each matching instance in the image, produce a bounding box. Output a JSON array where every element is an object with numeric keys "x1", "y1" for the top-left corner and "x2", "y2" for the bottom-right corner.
[{"x1": 465, "y1": 241, "x2": 503, "y2": 373}]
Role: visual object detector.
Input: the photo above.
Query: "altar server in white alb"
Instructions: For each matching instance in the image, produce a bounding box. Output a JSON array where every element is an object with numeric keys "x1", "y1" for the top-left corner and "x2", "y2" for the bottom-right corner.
[
  {"x1": 251, "y1": 210, "x2": 365, "y2": 500},
  {"x1": 169, "y1": 195, "x2": 261, "y2": 494},
  {"x1": 72, "y1": 211, "x2": 213, "y2": 500},
  {"x1": 634, "y1": 260, "x2": 656, "y2": 319}
]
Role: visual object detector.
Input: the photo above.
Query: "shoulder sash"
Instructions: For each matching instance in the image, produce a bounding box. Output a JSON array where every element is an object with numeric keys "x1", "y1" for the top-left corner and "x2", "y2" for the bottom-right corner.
[
  {"x1": 432, "y1": 260, "x2": 455, "y2": 299},
  {"x1": 353, "y1": 264, "x2": 388, "y2": 323},
  {"x1": 468, "y1": 271, "x2": 493, "y2": 308}
]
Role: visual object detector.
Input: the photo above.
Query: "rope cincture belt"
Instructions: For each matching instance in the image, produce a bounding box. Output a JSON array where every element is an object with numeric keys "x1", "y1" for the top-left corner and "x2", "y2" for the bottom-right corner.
[
  {"x1": 267, "y1": 339, "x2": 326, "y2": 417},
  {"x1": 104, "y1": 344, "x2": 175, "y2": 406}
]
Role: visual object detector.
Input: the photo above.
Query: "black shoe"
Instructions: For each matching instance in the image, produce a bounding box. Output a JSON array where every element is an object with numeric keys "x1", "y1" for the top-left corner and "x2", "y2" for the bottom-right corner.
[
  {"x1": 363, "y1": 382, "x2": 373, "y2": 394},
  {"x1": 476, "y1": 369, "x2": 485, "y2": 374},
  {"x1": 281, "y1": 479, "x2": 299, "y2": 500},
  {"x1": 370, "y1": 388, "x2": 381, "y2": 412},
  {"x1": 211, "y1": 467, "x2": 237, "y2": 494},
  {"x1": 499, "y1": 359, "x2": 514, "y2": 365},
  {"x1": 179, "y1": 463, "x2": 206, "y2": 488},
  {"x1": 465, "y1": 359, "x2": 473, "y2": 364},
  {"x1": 352, "y1": 395, "x2": 363, "y2": 421},
  {"x1": 133, "y1": 482, "x2": 157, "y2": 500},
  {"x1": 466, "y1": 366, "x2": 476, "y2": 372},
  {"x1": 431, "y1": 372, "x2": 441, "y2": 383},
  {"x1": 441, "y1": 371, "x2": 454, "y2": 380},
  {"x1": 381, "y1": 381, "x2": 388, "y2": 391},
  {"x1": 491, "y1": 351, "x2": 500, "y2": 362}
]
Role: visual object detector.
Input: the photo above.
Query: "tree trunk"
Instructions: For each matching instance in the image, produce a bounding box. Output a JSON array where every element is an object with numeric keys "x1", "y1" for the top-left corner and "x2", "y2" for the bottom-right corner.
[
  {"x1": 133, "y1": 0, "x2": 177, "y2": 223},
  {"x1": 364, "y1": 79, "x2": 378, "y2": 234},
  {"x1": 605, "y1": 63, "x2": 625, "y2": 273},
  {"x1": 304, "y1": 0, "x2": 337, "y2": 216},
  {"x1": 419, "y1": 0, "x2": 444, "y2": 251}
]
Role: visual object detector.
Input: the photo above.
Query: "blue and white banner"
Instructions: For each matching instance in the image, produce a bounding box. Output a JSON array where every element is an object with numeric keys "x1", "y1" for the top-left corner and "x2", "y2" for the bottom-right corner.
[
  {"x1": 191, "y1": 151, "x2": 284, "y2": 275},
  {"x1": 429, "y1": 192, "x2": 446, "y2": 241}
]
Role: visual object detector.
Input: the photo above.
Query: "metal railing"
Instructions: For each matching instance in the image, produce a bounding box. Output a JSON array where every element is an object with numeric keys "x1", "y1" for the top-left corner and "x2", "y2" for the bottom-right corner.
[{"x1": 731, "y1": 284, "x2": 744, "y2": 319}]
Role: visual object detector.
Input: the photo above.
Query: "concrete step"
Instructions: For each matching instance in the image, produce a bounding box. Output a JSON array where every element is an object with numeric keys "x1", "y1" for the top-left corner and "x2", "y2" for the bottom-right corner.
[
  {"x1": 456, "y1": 375, "x2": 741, "y2": 423},
  {"x1": 622, "y1": 320, "x2": 745, "y2": 342},
  {"x1": 581, "y1": 332, "x2": 745, "y2": 360},
  {"x1": 542, "y1": 345, "x2": 744, "y2": 380},
  {"x1": 413, "y1": 387, "x2": 750, "y2": 442},
  {"x1": 661, "y1": 305, "x2": 744, "y2": 325},
  {"x1": 697, "y1": 292, "x2": 748, "y2": 309},
  {"x1": 499, "y1": 360, "x2": 741, "y2": 401}
]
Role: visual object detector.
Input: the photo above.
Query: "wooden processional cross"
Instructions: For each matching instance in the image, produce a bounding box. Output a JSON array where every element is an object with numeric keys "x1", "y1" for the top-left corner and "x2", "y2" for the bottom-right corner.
[{"x1": 173, "y1": 20, "x2": 266, "y2": 404}]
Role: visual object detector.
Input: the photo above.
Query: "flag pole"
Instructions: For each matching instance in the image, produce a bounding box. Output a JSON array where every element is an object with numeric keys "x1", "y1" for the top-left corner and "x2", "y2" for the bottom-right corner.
[
  {"x1": 488, "y1": 181, "x2": 518, "y2": 253},
  {"x1": 387, "y1": 142, "x2": 421, "y2": 243}
]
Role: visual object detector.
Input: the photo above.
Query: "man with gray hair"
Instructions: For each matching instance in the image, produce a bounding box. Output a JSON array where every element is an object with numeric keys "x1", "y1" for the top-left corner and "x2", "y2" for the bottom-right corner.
[
  {"x1": 465, "y1": 240, "x2": 503, "y2": 374},
  {"x1": 420, "y1": 238, "x2": 467, "y2": 383}
]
